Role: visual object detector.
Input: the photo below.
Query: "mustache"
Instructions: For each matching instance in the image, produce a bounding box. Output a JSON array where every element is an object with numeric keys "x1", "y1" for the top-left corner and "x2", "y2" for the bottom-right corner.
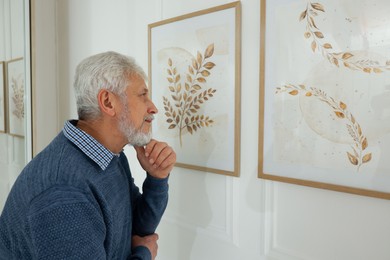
[{"x1": 144, "y1": 115, "x2": 155, "y2": 122}]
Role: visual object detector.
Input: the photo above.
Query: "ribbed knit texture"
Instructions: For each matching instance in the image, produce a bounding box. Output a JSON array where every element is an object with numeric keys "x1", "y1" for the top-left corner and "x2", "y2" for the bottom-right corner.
[{"x1": 0, "y1": 131, "x2": 168, "y2": 260}]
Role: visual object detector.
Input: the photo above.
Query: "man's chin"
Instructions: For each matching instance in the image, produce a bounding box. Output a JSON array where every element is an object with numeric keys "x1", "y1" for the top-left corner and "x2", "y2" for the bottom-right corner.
[{"x1": 128, "y1": 133, "x2": 152, "y2": 147}]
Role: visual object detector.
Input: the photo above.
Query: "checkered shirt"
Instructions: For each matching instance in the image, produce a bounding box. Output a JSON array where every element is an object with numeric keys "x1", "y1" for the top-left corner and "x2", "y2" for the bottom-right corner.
[{"x1": 63, "y1": 120, "x2": 118, "y2": 170}]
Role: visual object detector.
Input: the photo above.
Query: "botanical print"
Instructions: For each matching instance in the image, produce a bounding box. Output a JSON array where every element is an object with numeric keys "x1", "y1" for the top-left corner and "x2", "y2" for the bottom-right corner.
[
  {"x1": 276, "y1": 84, "x2": 371, "y2": 170},
  {"x1": 11, "y1": 75, "x2": 25, "y2": 120},
  {"x1": 149, "y1": 2, "x2": 240, "y2": 175},
  {"x1": 300, "y1": 2, "x2": 390, "y2": 73},
  {"x1": 262, "y1": 0, "x2": 390, "y2": 193},
  {"x1": 162, "y1": 44, "x2": 217, "y2": 146},
  {"x1": 7, "y1": 58, "x2": 25, "y2": 137}
]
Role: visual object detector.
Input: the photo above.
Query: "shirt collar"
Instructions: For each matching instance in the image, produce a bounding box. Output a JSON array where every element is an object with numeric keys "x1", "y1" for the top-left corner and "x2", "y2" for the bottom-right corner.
[{"x1": 63, "y1": 120, "x2": 118, "y2": 170}]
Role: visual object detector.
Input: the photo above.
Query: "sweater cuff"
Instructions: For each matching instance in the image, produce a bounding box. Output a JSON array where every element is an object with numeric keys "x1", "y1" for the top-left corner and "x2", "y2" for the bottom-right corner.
[
  {"x1": 143, "y1": 173, "x2": 169, "y2": 193},
  {"x1": 129, "y1": 246, "x2": 152, "y2": 260}
]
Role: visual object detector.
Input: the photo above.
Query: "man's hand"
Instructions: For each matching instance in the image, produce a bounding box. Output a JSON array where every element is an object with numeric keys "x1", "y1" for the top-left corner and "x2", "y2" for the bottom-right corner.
[
  {"x1": 134, "y1": 139, "x2": 176, "y2": 179},
  {"x1": 132, "y1": 234, "x2": 159, "y2": 260}
]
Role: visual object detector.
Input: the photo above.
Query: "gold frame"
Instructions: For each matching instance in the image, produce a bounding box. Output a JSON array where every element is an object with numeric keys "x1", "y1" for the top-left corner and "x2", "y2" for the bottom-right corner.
[
  {"x1": 30, "y1": 0, "x2": 36, "y2": 157},
  {"x1": 0, "y1": 61, "x2": 6, "y2": 133},
  {"x1": 5, "y1": 57, "x2": 25, "y2": 138},
  {"x1": 148, "y1": 2, "x2": 241, "y2": 176},
  {"x1": 258, "y1": 0, "x2": 390, "y2": 200}
]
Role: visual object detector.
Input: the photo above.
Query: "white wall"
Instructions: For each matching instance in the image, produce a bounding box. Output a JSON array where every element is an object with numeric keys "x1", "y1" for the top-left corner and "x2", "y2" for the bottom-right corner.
[{"x1": 33, "y1": 0, "x2": 390, "y2": 259}]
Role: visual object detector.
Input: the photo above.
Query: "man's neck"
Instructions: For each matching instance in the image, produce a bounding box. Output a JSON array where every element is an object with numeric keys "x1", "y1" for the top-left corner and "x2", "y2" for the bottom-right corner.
[{"x1": 76, "y1": 118, "x2": 125, "y2": 154}]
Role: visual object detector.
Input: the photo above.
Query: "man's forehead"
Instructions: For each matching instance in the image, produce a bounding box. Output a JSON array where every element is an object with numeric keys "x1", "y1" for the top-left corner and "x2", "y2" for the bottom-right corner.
[{"x1": 127, "y1": 77, "x2": 148, "y2": 91}]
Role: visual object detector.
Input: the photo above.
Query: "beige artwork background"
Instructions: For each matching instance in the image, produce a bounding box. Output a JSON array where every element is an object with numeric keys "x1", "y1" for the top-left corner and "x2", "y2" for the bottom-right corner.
[
  {"x1": 149, "y1": 2, "x2": 241, "y2": 176},
  {"x1": 6, "y1": 58, "x2": 25, "y2": 137},
  {"x1": 260, "y1": 0, "x2": 390, "y2": 198}
]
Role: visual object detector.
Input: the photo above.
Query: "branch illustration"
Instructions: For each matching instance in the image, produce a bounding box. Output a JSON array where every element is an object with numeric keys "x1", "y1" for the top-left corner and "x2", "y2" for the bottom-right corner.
[
  {"x1": 163, "y1": 44, "x2": 217, "y2": 146},
  {"x1": 11, "y1": 77, "x2": 25, "y2": 120},
  {"x1": 276, "y1": 84, "x2": 372, "y2": 170},
  {"x1": 300, "y1": 2, "x2": 390, "y2": 73}
]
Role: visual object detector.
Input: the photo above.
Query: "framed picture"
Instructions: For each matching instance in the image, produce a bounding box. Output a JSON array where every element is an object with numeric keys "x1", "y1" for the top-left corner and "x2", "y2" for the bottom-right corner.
[
  {"x1": 6, "y1": 58, "x2": 25, "y2": 138},
  {"x1": 259, "y1": 0, "x2": 390, "y2": 199},
  {"x1": 149, "y1": 2, "x2": 241, "y2": 176},
  {"x1": 0, "y1": 62, "x2": 5, "y2": 133}
]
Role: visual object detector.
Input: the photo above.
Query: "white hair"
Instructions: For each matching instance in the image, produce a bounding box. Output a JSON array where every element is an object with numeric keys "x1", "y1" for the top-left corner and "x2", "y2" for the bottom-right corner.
[{"x1": 73, "y1": 51, "x2": 147, "y2": 120}]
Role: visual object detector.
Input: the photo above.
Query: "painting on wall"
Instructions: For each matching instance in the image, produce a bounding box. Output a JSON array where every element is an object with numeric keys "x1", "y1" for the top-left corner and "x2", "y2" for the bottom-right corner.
[
  {"x1": 0, "y1": 62, "x2": 5, "y2": 133},
  {"x1": 6, "y1": 58, "x2": 25, "y2": 138},
  {"x1": 259, "y1": 0, "x2": 390, "y2": 199},
  {"x1": 148, "y1": 2, "x2": 241, "y2": 176}
]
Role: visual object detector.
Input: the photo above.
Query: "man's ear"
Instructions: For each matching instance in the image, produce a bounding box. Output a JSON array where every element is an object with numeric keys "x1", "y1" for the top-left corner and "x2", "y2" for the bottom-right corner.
[{"x1": 97, "y1": 89, "x2": 117, "y2": 117}]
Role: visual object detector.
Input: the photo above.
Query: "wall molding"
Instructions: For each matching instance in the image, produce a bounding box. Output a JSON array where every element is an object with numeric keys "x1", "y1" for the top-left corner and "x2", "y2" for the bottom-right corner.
[
  {"x1": 263, "y1": 181, "x2": 309, "y2": 260},
  {"x1": 163, "y1": 176, "x2": 240, "y2": 246}
]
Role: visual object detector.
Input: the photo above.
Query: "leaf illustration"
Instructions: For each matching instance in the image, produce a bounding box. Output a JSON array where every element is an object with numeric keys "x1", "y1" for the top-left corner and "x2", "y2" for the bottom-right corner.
[
  {"x1": 162, "y1": 44, "x2": 217, "y2": 146},
  {"x1": 201, "y1": 70, "x2": 211, "y2": 77},
  {"x1": 197, "y1": 52, "x2": 202, "y2": 64},
  {"x1": 332, "y1": 57, "x2": 339, "y2": 66},
  {"x1": 339, "y1": 101, "x2": 347, "y2": 110},
  {"x1": 314, "y1": 31, "x2": 324, "y2": 38},
  {"x1": 309, "y1": 17, "x2": 317, "y2": 29},
  {"x1": 311, "y1": 41, "x2": 317, "y2": 52},
  {"x1": 187, "y1": 125, "x2": 193, "y2": 134},
  {"x1": 204, "y1": 62, "x2": 216, "y2": 69},
  {"x1": 347, "y1": 152, "x2": 359, "y2": 165},
  {"x1": 204, "y1": 43, "x2": 214, "y2": 59},
  {"x1": 192, "y1": 59, "x2": 199, "y2": 70},
  {"x1": 362, "y1": 153, "x2": 372, "y2": 163},
  {"x1": 300, "y1": 2, "x2": 390, "y2": 73},
  {"x1": 299, "y1": 10, "x2": 307, "y2": 21},
  {"x1": 342, "y1": 53, "x2": 354, "y2": 60},
  {"x1": 277, "y1": 84, "x2": 372, "y2": 171},
  {"x1": 361, "y1": 137, "x2": 368, "y2": 150},
  {"x1": 311, "y1": 3, "x2": 325, "y2": 12},
  {"x1": 197, "y1": 77, "x2": 206, "y2": 83},
  {"x1": 323, "y1": 43, "x2": 332, "y2": 49},
  {"x1": 334, "y1": 111, "x2": 345, "y2": 118}
]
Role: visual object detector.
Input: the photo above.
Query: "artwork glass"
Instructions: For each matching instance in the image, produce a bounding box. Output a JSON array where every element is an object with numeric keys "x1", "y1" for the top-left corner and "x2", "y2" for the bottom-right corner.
[
  {"x1": 259, "y1": 0, "x2": 390, "y2": 199},
  {"x1": 149, "y1": 2, "x2": 241, "y2": 176},
  {"x1": 7, "y1": 58, "x2": 25, "y2": 137}
]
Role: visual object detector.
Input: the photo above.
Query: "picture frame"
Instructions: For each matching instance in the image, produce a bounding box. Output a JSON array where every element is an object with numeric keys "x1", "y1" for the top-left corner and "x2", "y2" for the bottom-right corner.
[
  {"x1": 259, "y1": 0, "x2": 390, "y2": 199},
  {"x1": 0, "y1": 62, "x2": 5, "y2": 133},
  {"x1": 148, "y1": 2, "x2": 241, "y2": 176},
  {"x1": 6, "y1": 57, "x2": 25, "y2": 138}
]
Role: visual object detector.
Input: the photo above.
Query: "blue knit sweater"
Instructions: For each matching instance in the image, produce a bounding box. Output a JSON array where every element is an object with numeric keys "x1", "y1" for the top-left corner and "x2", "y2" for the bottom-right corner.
[{"x1": 0, "y1": 130, "x2": 168, "y2": 259}]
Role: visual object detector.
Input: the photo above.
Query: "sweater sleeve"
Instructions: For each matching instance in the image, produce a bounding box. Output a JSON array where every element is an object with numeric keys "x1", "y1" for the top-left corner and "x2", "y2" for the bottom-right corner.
[
  {"x1": 131, "y1": 174, "x2": 169, "y2": 237},
  {"x1": 128, "y1": 246, "x2": 152, "y2": 260},
  {"x1": 27, "y1": 186, "x2": 107, "y2": 260},
  {"x1": 118, "y1": 153, "x2": 169, "y2": 237}
]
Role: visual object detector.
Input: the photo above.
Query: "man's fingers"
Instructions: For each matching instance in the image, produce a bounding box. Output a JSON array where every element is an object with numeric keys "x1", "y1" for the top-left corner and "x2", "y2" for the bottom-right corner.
[
  {"x1": 145, "y1": 141, "x2": 169, "y2": 166},
  {"x1": 144, "y1": 139, "x2": 157, "y2": 158},
  {"x1": 134, "y1": 139, "x2": 176, "y2": 178},
  {"x1": 158, "y1": 146, "x2": 176, "y2": 169}
]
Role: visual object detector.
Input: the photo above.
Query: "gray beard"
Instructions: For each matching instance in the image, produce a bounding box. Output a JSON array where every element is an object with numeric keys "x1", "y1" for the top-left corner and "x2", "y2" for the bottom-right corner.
[{"x1": 118, "y1": 108, "x2": 152, "y2": 147}]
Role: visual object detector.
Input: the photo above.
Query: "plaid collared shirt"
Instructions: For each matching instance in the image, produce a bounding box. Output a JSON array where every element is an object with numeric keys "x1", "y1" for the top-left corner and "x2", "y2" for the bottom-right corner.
[{"x1": 63, "y1": 120, "x2": 118, "y2": 170}]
